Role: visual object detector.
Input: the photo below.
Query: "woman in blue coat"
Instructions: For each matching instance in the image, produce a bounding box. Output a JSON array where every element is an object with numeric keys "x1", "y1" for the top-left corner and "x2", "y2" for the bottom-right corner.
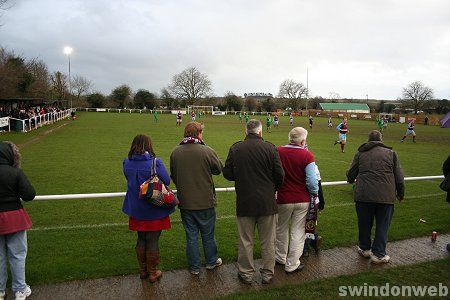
[{"x1": 122, "y1": 134, "x2": 174, "y2": 282}]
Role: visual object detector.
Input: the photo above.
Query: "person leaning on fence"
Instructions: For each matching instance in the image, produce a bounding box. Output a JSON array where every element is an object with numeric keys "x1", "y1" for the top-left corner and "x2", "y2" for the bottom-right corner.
[
  {"x1": 170, "y1": 122, "x2": 223, "y2": 275},
  {"x1": 275, "y1": 127, "x2": 319, "y2": 273},
  {"x1": 122, "y1": 134, "x2": 175, "y2": 283},
  {"x1": 442, "y1": 155, "x2": 450, "y2": 252},
  {"x1": 441, "y1": 155, "x2": 450, "y2": 203},
  {"x1": 0, "y1": 141, "x2": 36, "y2": 300},
  {"x1": 347, "y1": 130, "x2": 405, "y2": 264},
  {"x1": 223, "y1": 119, "x2": 285, "y2": 284}
]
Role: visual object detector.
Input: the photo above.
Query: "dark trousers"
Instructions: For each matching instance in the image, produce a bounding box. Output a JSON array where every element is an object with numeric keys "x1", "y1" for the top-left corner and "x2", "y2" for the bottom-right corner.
[{"x1": 355, "y1": 202, "x2": 394, "y2": 258}]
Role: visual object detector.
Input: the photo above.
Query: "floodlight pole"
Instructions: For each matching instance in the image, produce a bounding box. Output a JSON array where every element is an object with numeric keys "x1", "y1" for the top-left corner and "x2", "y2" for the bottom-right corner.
[
  {"x1": 64, "y1": 46, "x2": 73, "y2": 110},
  {"x1": 68, "y1": 54, "x2": 71, "y2": 109},
  {"x1": 306, "y1": 68, "x2": 309, "y2": 111}
]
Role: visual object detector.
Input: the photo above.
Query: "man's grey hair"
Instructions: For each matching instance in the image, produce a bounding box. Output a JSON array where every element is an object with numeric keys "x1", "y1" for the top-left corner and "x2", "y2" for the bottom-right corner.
[
  {"x1": 368, "y1": 130, "x2": 382, "y2": 142},
  {"x1": 246, "y1": 119, "x2": 262, "y2": 135},
  {"x1": 289, "y1": 127, "x2": 308, "y2": 145}
]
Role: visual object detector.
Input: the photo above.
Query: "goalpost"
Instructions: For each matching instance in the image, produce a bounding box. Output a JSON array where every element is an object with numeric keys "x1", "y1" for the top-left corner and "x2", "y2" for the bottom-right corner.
[{"x1": 187, "y1": 105, "x2": 214, "y2": 115}]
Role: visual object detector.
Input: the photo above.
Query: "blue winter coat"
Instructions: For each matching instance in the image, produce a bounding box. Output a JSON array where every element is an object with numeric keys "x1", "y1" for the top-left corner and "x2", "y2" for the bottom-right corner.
[{"x1": 122, "y1": 152, "x2": 175, "y2": 220}]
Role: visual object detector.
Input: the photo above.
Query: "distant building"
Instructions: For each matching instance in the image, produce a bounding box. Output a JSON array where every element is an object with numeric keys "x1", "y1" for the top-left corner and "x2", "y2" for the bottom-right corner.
[
  {"x1": 319, "y1": 103, "x2": 370, "y2": 114},
  {"x1": 244, "y1": 92, "x2": 273, "y2": 101}
]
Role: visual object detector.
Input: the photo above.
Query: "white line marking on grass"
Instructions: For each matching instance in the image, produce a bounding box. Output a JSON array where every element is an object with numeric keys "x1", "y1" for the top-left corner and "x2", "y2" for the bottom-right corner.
[
  {"x1": 325, "y1": 193, "x2": 445, "y2": 208},
  {"x1": 29, "y1": 193, "x2": 445, "y2": 232},
  {"x1": 28, "y1": 223, "x2": 126, "y2": 231},
  {"x1": 405, "y1": 193, "x2": 445, "y2": 199},
  {"x1": 29, "y1": 215, "x2": 237, "y2": 232},
  {"x1": 318, "y1": 157, "x2": 348, "y2": 164}
]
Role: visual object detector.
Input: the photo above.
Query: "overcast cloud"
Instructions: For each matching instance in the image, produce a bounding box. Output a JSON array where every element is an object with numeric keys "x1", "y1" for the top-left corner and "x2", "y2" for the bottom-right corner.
[{"x1": 1, "y1": 0, "x2": 449, "y2": 99}]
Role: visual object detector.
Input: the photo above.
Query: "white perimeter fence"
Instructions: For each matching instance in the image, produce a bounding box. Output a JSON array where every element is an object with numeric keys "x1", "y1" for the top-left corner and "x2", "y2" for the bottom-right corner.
[
  {"x1": 34, "y1": 175, "x2": 445, "y2": 201},
  {"x1": 80, "y1": 107, "x2": 295, "y2": 116},
  {"x1": 7, "y1": 109, "x2": 73, "y2": 133}
]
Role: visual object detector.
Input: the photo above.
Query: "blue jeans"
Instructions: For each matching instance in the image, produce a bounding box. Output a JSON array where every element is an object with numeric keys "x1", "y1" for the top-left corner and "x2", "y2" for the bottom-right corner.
[
  {"x1": 180, "y1": 208, "x2": 218, "y2": 272},
  {"x1": 0, "y1": 230, "x2": 28, "y2": 293},
  {"x1": 355, "y1": 202, "x2": 394, "y2": 258}
]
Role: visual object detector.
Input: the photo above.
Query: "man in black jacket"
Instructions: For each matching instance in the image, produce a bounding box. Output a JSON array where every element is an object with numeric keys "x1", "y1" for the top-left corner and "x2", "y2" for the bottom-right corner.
[
  {"x1": 347, "y1": 130, "x2": 404, "y2": 264},
  {"x1": 223, "y1": 119, "x2": 285, "y2": 284}
]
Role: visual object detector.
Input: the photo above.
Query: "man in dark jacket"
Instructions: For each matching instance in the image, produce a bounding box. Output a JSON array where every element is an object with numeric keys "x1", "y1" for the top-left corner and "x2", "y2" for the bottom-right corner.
[
  {"x1": 347, "y1": 130, "x2": 404, "y2": 264},
  {"x1": 223, "y1": 119, "x2": 285, "y2": 284},
  {"x1": 170, "y1": 122, "x2": 223, "y2": 275}
]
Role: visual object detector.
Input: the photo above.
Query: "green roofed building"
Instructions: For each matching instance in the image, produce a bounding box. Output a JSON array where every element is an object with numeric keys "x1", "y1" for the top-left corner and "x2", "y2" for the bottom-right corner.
[{"x1": 319, "y1": 103, "x2": 370, "y2": 113}]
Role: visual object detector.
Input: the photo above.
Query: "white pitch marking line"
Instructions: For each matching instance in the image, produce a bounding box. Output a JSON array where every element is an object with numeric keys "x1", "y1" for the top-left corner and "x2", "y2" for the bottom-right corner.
[
  {"x1": 318, "y1": 157, "x2": 348, "y2": 164},
  {"x1": 29, "y1": 215, "x2": 238, "y2": 232},
  {"x1": 29, "y1": 193, "x2": 445, "y2": 232}
]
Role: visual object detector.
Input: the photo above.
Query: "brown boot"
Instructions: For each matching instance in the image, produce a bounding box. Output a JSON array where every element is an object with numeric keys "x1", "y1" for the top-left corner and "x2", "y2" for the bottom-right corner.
[
  {"x1": 146, "y1": 250, "x2": 163, "y2": 283},
  {"x1": 136, "y1": 246, "x2": 149, "y2": 279}
]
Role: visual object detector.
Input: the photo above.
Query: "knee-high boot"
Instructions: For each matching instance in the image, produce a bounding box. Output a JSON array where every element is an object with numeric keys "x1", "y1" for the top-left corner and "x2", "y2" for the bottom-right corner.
[
  {"x1": 136, "y1": 246, "x2": 149, "y2": 279},
  {"x1": 146, "y1": 250, "x2": 163, "y2": 283}
]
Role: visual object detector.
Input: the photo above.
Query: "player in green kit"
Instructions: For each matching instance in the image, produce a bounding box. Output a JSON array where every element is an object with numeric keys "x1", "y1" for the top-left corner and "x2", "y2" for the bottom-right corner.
[
  {"x1": 376, "y1": 117, "x2": 384, "y2": 132},
  {"x1": 245, "y1": 113, "x2": 250, "y2": 123},
  {"x1": 153, "y1": 110, "x2": 158, "y2": 123},
  {"x1": 266, "y1": 114, "x2": 273, "y2": 133}
]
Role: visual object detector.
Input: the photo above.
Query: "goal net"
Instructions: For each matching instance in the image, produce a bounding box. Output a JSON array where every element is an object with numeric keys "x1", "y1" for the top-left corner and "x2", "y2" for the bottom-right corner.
[{"x1": 187, "y1": 105, "x2": 214, "y2": 115}]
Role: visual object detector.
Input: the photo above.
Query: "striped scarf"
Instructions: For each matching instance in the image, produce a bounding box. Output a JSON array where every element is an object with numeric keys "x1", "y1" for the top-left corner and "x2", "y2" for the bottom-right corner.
[{"x1": 179, "y1": 137, "x2": 205, "y2": 145}]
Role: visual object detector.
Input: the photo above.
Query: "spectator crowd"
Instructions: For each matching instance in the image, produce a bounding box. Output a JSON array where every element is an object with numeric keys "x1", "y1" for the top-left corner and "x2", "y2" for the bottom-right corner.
[
  {"x1": 117, "y1": 119, "x2": 407, "y2": 286},
  {"x1": 0, "y1": 103, "x2": 64, "y2": 120},
  {"x1": 10, "y1": 117, "x2": 445, "y2": 299}
]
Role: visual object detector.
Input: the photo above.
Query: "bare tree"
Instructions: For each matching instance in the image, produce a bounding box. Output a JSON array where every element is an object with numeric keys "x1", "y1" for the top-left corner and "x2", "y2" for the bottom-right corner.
[
  {"x1": 278, "y1": 79, "x2": 308, "y2": 110},
  {"x1": 0, "y1": 0, "x2": 13, "y2": 9},
  {"x1": 328, "y1": 92, "x2": 341, "y2": 100},
  {"x1": 50, "y1": 71, "x2": 68, "y2": 100},
  {"x1": 0, "y1": 0, "x2": 14, "y2": 25},
  {"x1": 72, "y1": 75, "x2": 93, "y2": 100},
  {"x1": 401, "y1": 81, "x2": 434, "y2": 114},
  {"x1": 169, "y1": 67, "x2": 212, "y2": 105},
  {"x1": 27, "y1": 58, "x2": 50, "y2": 97},
  {"x1": 278, "y1": 79, "x2": 308, "y2": 99}
]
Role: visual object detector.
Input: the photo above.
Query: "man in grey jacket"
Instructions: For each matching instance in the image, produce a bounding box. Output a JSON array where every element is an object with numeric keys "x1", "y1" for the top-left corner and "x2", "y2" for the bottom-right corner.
[
  {"x1": 170, "y1": 122, "x2": 223, "y2": 275},
  {"x1": 347, "y1": 130, "x2": 404, "y2": 264}
]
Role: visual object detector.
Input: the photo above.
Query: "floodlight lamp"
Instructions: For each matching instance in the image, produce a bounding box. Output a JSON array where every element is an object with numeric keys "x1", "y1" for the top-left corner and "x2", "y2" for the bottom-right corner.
[{"x1": 63, "y1": 46, "x2": 73, "y2": 55}]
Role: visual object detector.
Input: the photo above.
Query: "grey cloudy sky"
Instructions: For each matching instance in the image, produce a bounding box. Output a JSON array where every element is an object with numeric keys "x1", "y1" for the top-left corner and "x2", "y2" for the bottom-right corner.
[{"x1": 1, "y1": 0, "x2": 449, "y2": 99}]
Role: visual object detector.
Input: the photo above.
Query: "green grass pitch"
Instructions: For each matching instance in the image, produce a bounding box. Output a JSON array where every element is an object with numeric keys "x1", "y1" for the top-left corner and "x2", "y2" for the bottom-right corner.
[{"x1": 1, "y1": 111, "x2": 449, "y2": 285}]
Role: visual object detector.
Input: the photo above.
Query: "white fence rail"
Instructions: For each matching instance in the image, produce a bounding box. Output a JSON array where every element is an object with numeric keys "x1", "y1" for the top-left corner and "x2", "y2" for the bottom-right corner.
[
  {"x1": 0, "y1": 117, "x2": 10, "y2": 132},
  {"x1": 80, "y1": 107, "x2": 293, "y2": 116},
  {"x1": 34, "y1": 175, "x2": 445, "y2": 201},
  {"x1": 8, "y1": 109, "x2": 72, "y2": 132}
]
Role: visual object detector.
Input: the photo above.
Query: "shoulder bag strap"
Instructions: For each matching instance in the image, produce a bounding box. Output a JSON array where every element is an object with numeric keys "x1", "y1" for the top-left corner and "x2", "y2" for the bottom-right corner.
[{"x1": 151, "y1": 157, "x2": 157, "y2": 179}]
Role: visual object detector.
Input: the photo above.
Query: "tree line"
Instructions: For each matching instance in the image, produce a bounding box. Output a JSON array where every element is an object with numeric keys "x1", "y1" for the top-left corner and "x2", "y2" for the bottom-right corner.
[{"x1": 0, "y1": 47, "x2": 448, "y2": 114}]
